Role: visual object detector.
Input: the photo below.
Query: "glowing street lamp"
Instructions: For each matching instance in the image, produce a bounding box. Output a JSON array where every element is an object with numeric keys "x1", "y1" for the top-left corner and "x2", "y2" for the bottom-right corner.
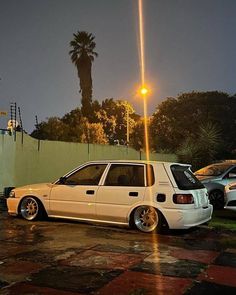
[{"x1": 140, "y1": 86, "x2": 148, "y2": 96}]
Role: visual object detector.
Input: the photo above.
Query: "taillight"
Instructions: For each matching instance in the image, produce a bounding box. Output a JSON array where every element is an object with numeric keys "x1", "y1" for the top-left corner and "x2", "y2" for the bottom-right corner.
[{"x1": 173, "y1": 194, "x2": 194, "y2": 204}]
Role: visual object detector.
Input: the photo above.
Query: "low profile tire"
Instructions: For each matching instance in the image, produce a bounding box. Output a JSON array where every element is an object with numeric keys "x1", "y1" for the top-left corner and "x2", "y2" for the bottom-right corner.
[
  {"x1": 209, "y1": 190, "x2": 224, "y2": 210},
  {"x1": 20, "y1": 197, "x2": 43, "y2": 221},
  {"x1": 133, "y1": 206, "x2": 160, "y2": 233}
]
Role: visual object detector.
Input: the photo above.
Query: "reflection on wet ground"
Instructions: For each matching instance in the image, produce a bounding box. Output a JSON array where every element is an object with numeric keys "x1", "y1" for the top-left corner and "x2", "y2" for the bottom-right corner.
[{"x1": 0, "y1": 201, "x2": 236, "y2": 294}]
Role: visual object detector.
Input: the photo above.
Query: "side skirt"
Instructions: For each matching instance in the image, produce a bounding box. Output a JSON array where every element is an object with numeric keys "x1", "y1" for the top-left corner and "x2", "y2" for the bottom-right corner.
[{"x1": 48, "y1": 214, "x2": 129, "y2": 226}]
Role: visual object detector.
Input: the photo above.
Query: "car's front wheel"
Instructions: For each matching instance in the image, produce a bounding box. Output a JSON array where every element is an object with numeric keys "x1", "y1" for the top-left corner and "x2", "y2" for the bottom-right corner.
[
  {"x1": 20, "y1": 196, "x2": 43, "y2": 221},
  {"x1": 209, "y1": 190, "x2": 224, "y2": 210},
  {"x1": 133, "y1": 206, "x2": 161, "y2": 233}
]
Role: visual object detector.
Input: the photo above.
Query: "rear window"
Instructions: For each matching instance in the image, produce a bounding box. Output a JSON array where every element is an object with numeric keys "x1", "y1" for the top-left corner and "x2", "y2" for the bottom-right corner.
[{"x1": 171, "y1": 165, "x2": 204, "y2": 190}]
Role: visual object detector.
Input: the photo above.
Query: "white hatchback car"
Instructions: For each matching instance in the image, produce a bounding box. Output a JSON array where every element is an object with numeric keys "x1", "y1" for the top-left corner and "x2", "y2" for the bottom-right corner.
[
  {"x1": 224, "y1": 182, "x2": 236, "y2": 211},
  {"x1": 7, "y1": 160, "x2": 213, "y2": 233}
]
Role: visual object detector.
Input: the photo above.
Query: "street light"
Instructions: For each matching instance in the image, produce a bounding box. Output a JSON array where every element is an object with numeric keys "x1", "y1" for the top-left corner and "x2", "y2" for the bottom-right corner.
[{"x1": 140, "y1": 86, "x2": 148, "y2": 96}]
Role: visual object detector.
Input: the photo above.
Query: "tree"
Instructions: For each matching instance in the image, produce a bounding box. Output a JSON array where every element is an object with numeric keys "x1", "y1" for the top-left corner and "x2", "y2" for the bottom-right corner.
[
  {"x1": 130, "y1": 118, "x2": 145, "y2": 150},
  {"x1": 81, "y1": 121, "x2": 108, "y2": 144},
  {"x1": 94, "y1": 99, "x2": 138, "y2": 145},
  {"x1": 31, "y1": 117, "x2": 70, "y2": 141},
  {"x1": 177, "y1": 122, "x2": 222, "y2": 170},
  {"x1": 150, "y1": 91, "x2": 236, "y2": 158},
  {"x1": 69, "y1": 31, "x2": 98, "y2": 119}
]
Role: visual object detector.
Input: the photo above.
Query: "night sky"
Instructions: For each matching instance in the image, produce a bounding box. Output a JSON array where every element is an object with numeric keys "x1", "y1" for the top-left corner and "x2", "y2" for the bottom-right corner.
[{"x1": 1, "y1": 0, "x2": 236, "y2": 132}]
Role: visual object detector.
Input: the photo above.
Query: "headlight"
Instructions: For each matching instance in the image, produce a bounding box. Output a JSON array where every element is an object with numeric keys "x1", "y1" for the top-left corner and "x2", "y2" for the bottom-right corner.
[
  {"x1": 9, "y1": 190, "x2": 15, "y2": 198},
  {"x1": 229, "y1": 184, "x2": 236, "y2": 191}
]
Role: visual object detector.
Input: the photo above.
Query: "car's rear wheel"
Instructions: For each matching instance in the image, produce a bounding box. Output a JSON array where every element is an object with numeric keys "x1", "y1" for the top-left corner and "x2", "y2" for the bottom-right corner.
[
  {"x1": 209, "y1": 190, "x2": 224, "y2": 210},
  {"x1": 133, "y1": 206, "x2": 160, "y2": 233},
  {"x1": 20, "y1": 197, "x2": 42, "y2": 221}
]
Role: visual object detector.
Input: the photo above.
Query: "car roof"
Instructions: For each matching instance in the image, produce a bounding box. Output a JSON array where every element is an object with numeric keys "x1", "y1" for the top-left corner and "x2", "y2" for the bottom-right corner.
[{"x1": 84, "y1": 160, "x2": 188, "y2": 166}]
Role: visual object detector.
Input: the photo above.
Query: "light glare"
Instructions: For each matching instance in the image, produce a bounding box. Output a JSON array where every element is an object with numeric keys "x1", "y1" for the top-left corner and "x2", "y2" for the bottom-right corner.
[{"x1": 140, "y1": 87, "x2": 148, "y2": 95}]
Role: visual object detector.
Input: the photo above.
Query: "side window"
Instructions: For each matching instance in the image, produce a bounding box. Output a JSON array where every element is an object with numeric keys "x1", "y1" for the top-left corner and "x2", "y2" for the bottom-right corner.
[
  {"x1": 104, "y1": 164, "x2": 145, "y2": 187},
  {"x1": 64, "y1": 164, "x2": 107, "y2": 185}
]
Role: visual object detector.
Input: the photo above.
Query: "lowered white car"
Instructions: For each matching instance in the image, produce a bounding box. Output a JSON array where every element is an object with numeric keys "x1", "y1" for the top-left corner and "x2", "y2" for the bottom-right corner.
[{"x1": 7, "y1": 160, "x2": 213, "y2": 233}]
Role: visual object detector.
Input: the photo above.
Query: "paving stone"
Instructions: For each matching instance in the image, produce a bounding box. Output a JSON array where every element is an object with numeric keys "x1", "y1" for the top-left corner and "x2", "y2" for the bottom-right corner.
[
  {"x1": 0, "y1": 279, "x2": 9, "y2": 289},
  {"x1": 0, "y1": 242, "x2": 34, "y2": 260},
  {"x1": 11, "y1": 249, "x2": 78, "y2": 265},
  {"x1": 0, "y1": 260, "x2": 46, "y2": 283},
  {"x1": 184, "y1": 280, "x2": 236, "y2": 294},
  {"x1": 225, "y1": 248, "x2": 236, "y2": 254},
  {"x1": 59, "y1": 250, "x2": 145, "y2": 270},
  {"x1": 144, "y1": 251, "x2": 178, "y2": 264},
  {"x1": 131, "y1": 259, "x2": 206, "y2": 278},
  {"x1": 29, "y1": 266, "x2": 122, "y2": 293},
  {"x1": 218, "y1": 236, "x2": 236, "y2": 249},
  {"x1": 214, "y1": 251, "x2": 236, "y2": 268},
  {"x1": 1, "y1": 282, "x2": 83, "y2": 294},
  {"x1": 198, "y1": 265, "x2": 236, "y2": 287},
  {"x1": 1, "y1": 210, "x2": 236, "y2": 292},
  {"x1": 92, "y1": 243, "x2": 152, "y2": 254},
  {"x1": 170, "y1": 248, "x2": 219, "y2": 264},
  {"x1": 178, "y1": 238, "x2": 222, "y2": 251},
  {"x1": 97, "y1": 270, "x2": 192, "y2": 295}
]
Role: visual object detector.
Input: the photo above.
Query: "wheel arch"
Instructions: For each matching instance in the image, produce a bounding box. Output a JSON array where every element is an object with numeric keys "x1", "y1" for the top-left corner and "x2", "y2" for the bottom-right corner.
[
  {"x1": 128, "y1": 203, "x2": 169, "y2": 229},
  {"x1": 18, "y1": 195, "x2": 47, "y2": 217}
]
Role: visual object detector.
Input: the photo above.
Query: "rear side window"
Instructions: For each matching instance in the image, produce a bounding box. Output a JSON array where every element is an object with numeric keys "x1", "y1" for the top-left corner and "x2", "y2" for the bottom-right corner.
[
  {"x1": 105, "y1": 164, "x2": 145, "y2": 187},
  {"x1": 171, "y1": 165, "x2": 204, "y2": 190}
]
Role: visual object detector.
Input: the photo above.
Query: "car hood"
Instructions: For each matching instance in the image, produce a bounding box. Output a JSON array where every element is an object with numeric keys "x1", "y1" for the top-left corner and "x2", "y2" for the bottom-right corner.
[
  {"x1": 195, "y1": 175, "x2": 222, "y2": 182},
  {"x1": 14, "y1": 183, "x2": 53, "y2": 192}
]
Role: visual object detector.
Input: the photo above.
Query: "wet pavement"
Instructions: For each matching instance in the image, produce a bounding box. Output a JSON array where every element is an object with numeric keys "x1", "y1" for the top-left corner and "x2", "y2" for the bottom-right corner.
[{"x1": 0, "y1": 199, "x2": 236, "y2": 294}]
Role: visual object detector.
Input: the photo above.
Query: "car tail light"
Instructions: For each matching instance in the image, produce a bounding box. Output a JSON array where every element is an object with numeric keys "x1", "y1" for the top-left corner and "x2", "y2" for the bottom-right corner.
[{"x1": 173, "y1": 194, "x2": 194, "y2": 204}]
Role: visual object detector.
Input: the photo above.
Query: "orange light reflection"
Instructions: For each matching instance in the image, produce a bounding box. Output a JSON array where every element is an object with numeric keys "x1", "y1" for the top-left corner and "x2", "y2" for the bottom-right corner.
[{"x1": 137, "y1": 1, "x2": 161, "y2": 294}]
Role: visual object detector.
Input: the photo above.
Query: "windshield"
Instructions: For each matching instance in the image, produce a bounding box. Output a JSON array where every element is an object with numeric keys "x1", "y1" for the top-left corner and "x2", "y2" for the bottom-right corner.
[
  {"x1": 195, "y1": 164, "x2": 232, "y2": 176},
  {"x1": 171, "y1": 165, "x2": 204, "y2": 190}
]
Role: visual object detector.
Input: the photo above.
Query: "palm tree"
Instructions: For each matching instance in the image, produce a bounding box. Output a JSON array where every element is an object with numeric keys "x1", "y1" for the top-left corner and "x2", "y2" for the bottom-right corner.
[{"x1": 69, "y1": 31, "x2": 98, "y2": 119}]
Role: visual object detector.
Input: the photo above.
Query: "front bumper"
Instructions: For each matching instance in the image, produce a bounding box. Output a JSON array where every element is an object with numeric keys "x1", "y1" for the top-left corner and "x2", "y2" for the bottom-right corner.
[
  {"x1": 7, "y1": 198, "x2": 20, "y2": 216},
  {"x1": 224, "y1": 190, "x2": 236, "y2": 211},
  {"x1": 161, "y1": 205, "x2": 213, "y2": 229}
]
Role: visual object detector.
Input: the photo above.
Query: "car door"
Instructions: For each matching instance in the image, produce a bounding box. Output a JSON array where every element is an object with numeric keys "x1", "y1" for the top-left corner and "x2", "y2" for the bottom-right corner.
[
  {"x1": 96, "y1": 163, "x2": 146, "y2": 223},
  {"x1": 49, "y1": 163, "x2": 107, "y2": 219}
]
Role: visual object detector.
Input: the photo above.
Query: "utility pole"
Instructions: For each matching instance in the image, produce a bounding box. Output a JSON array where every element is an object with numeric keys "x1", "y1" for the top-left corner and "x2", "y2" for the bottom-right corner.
[
  {"x1": 126, "y1": 105, "x2": 129, "y2": 145},
  {"x1": 18, "y1": 107, "x2": 23, "y2": 144},
  {"x1": 35, "y1": 115, "x2": 40, "y2": 151},
  {"x1": 10, "y1": 102, "x2": 17, "y2": 141}
]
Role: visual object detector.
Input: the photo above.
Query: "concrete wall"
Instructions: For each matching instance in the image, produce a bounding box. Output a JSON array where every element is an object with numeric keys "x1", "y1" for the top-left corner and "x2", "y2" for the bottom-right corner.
[
  {"x1": 0, "y1": 134, "x2": 16, "y2": 191},
  {"x1": 0, "y1": 133, "x2": 177, "y2": 192}
]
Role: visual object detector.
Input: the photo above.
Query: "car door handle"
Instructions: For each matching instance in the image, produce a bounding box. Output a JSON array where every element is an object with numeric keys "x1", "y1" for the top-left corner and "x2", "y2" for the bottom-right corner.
[
  {"x1": 129, "y1": 192, "x2": 138, "y2": 197},
  {"x1": 86, "y1": 190, "x2": 95, "y2": 195}
]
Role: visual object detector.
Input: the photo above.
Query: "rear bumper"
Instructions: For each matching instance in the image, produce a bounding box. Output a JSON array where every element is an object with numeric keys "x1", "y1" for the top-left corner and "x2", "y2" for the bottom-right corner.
[{"x1": 161, "y1": 205, "x2": 213, "y2": 229}]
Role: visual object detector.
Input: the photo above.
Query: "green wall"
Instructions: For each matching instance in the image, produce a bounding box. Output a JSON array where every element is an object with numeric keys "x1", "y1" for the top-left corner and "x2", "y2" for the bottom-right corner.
[{"x1": 0, "y1": 133, "x2": 177, "y2": 193}]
